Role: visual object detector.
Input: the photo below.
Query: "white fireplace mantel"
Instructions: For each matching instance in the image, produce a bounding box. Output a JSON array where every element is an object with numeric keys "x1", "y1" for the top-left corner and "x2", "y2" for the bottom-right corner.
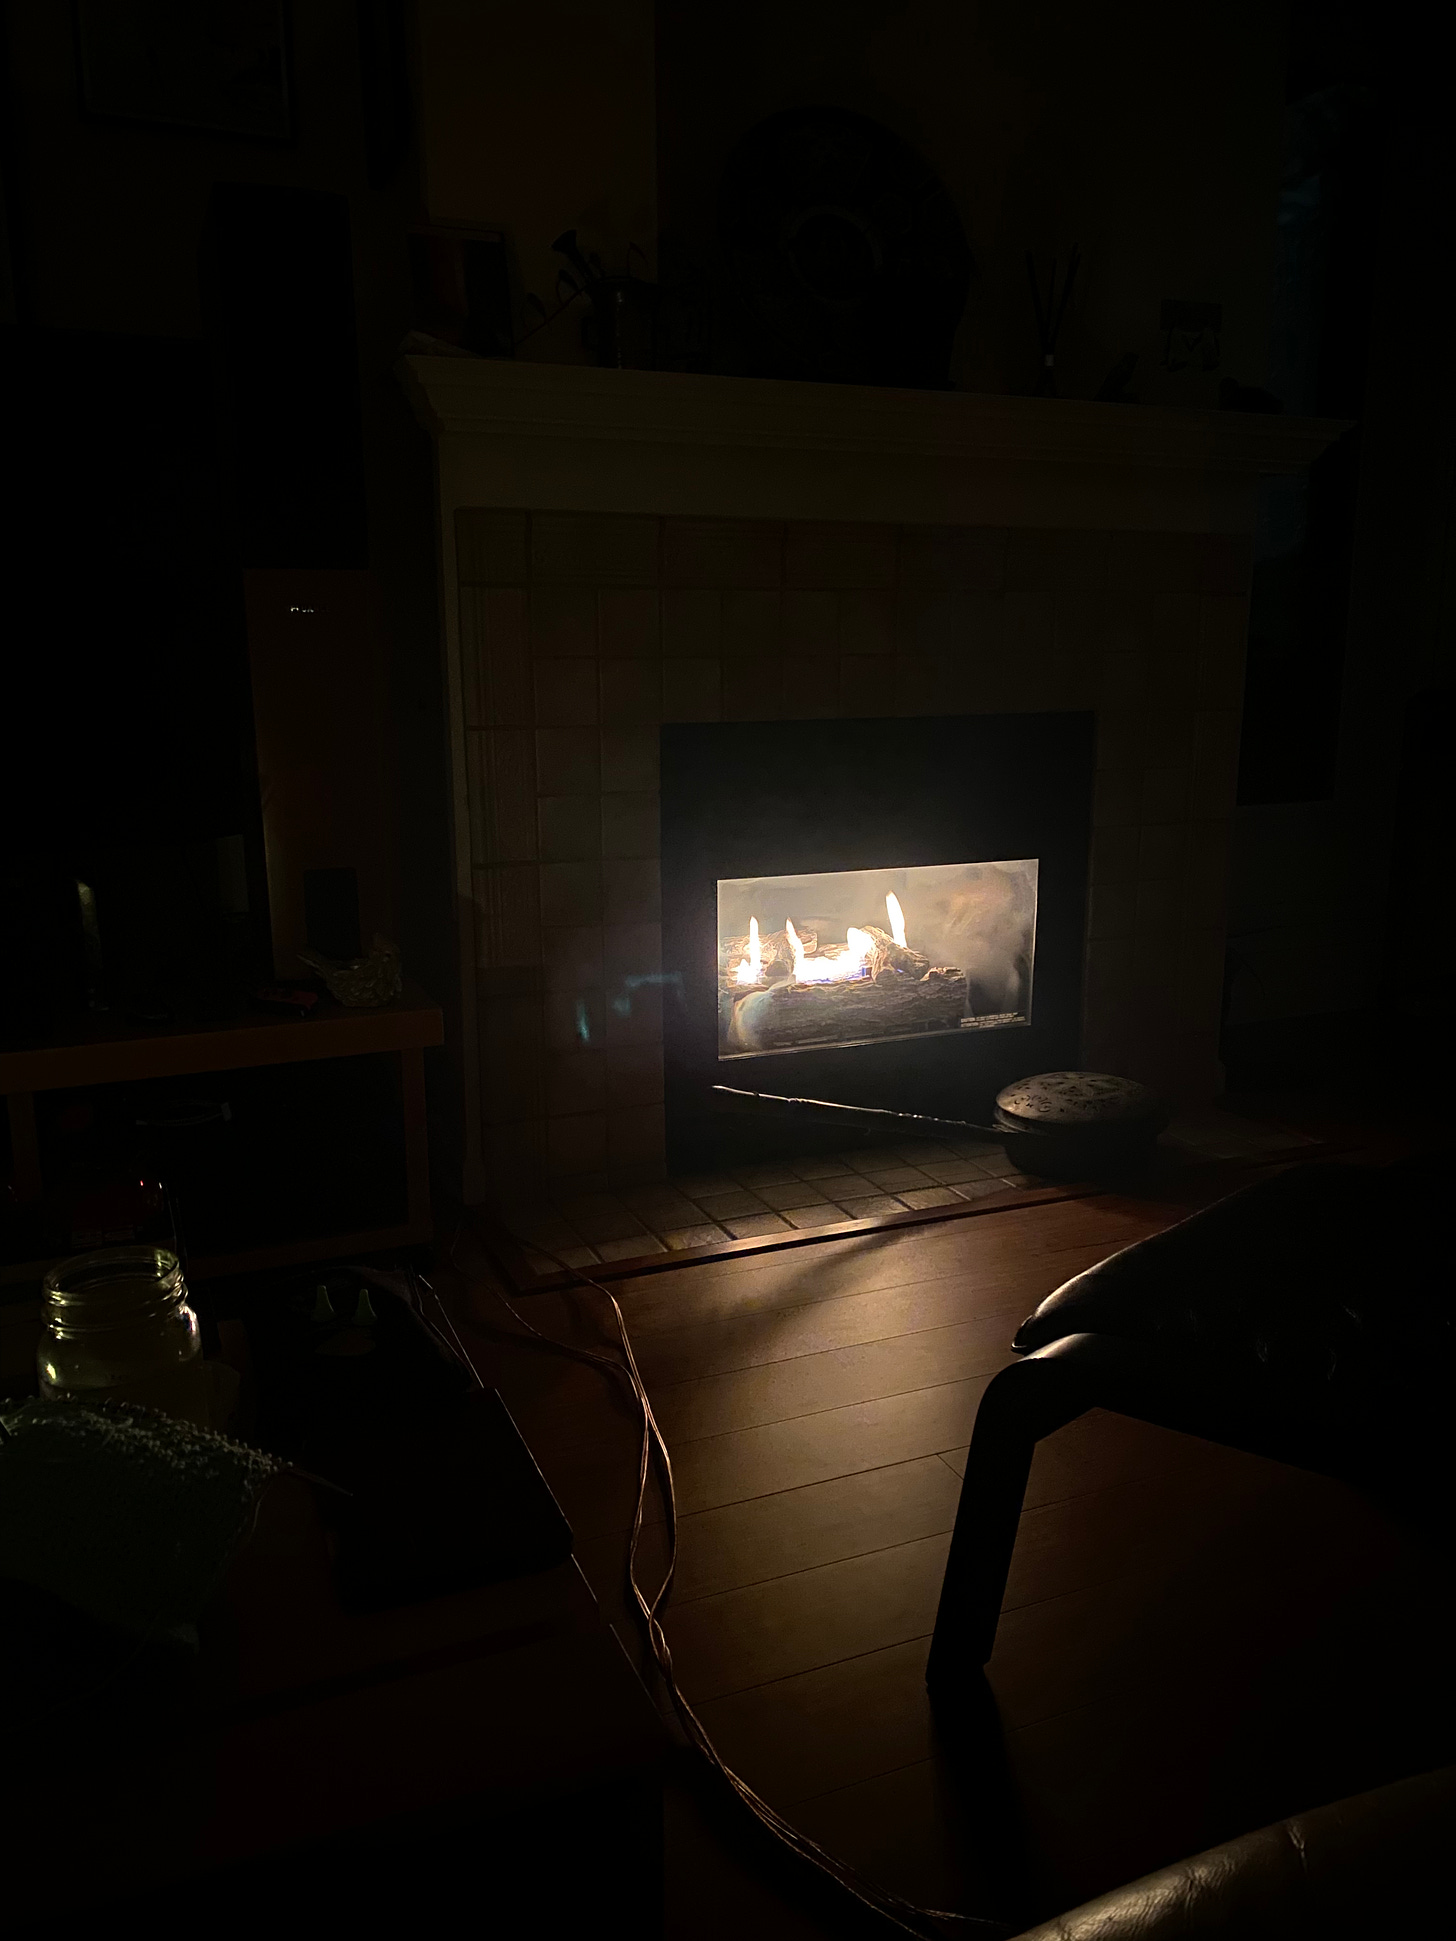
[
  {"x1": 401, "y1": 355, "x2": 1350, "y2": 1203},
  {"x1": 401, "y1": 355, "x2": 1348, "y2": 534}
]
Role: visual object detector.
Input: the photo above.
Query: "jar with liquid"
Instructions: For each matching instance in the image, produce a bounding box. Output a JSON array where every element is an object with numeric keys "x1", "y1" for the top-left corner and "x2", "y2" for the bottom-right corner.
[{"x1": 38, "y1": 1246, "x2": 210, "y2": 1428}]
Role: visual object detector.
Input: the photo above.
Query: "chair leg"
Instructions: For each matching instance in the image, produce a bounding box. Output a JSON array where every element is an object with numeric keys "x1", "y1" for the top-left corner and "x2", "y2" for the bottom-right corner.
[{"x1": 926, "y1": 1357, "x2": 1091, "y2": 1687}]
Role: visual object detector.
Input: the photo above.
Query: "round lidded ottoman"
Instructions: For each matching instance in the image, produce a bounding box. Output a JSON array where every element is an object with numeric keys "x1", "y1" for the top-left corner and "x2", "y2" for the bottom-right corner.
[{"x1": 993, "y1": 1071, "x2": 1171, "y2": 1179}]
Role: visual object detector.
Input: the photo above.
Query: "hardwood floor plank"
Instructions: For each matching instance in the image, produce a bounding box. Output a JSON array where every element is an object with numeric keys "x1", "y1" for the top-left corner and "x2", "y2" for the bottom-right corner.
[
  {"x1": 693, "y1": 1638, "x2": 938, "y2": 1808},
  {"x1": 671, "y1": 1457, "x2": 964, "y2": 1606},
  {"x1": 670, "y1": 1377, "x2": 993, "y2": 1517},
  {"x1": 663, "y1": 1533, "x2": 951, "y2": 1702},
  {"x1": 633, "y1": 1275, "x2": 1036, "y2": 1389},
  {"x1": 612, "y1": 1199, "x2": 1166, "y2": 1338},
  {"x1": 787, "y1": 1753, "x2": 1020, "y2": 1921},
  {"x1": 649, "y1": 1318, "x2": 1020, "y2": 1444}
]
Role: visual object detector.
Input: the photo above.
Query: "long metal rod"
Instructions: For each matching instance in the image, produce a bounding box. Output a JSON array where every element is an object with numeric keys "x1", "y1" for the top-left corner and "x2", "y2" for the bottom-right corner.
[{"x1": 711, "y1": 1083, "x2": 1003, "y2": 1140}]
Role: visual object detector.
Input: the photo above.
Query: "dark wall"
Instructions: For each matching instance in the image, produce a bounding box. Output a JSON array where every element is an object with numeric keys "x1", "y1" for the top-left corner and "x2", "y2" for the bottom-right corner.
[{"x1": 0, "y1": 3, "x2": 461, "y2": 1168}]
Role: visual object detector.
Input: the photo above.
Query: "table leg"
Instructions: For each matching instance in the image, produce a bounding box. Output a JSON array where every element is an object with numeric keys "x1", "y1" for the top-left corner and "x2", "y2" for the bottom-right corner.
[
  {"x1": 6, "y1": 1093, "x2": 42, "y2": 1203},
  {"x1": 401, "y1": 1048, "x2": 431, "y2": 1238}
]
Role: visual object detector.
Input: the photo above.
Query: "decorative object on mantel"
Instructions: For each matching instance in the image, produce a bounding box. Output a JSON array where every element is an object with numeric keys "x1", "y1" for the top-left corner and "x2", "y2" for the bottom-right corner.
[
  {"x1": 550, "y1": 230, "x2": 658, "y2": 369},
  {"x1": 1025, "y1": 247, "x2": 1081, "y2": 396},
  {"x1": 718, "y1": 106, "x2": 974, "y2": 388},
  {"x1": 297, "y1": 934, "x2": 402, "y2": 1008}
]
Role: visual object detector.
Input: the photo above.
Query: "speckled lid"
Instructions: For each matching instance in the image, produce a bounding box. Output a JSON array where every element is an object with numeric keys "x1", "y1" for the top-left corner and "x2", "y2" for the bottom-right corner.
[{"x1": 994, "y1": 1071, "x2": 1167, "y2": 1130}]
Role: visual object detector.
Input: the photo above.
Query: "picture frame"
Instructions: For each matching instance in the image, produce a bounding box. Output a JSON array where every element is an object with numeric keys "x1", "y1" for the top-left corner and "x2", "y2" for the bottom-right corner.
[{"x1": 73, "y1": 1, "x2": 293, "y2": 145}]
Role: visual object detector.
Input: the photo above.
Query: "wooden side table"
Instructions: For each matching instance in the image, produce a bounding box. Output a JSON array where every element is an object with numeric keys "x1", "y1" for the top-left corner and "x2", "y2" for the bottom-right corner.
[{"x1": 1, "y1": 985, "x2": 444, "y2": 1282}]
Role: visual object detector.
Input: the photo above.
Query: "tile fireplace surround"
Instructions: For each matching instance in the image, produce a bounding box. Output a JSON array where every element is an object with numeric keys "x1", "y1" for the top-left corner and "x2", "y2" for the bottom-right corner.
[{"x1": 402, "y1": 359, "x2": 1344, "y2": 1202}]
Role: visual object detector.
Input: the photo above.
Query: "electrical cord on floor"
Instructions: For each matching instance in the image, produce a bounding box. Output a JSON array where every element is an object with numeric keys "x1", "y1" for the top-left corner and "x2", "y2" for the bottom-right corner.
[{"x1": 417, "y1": 1220, "x2": 1014, "y2": 1941}]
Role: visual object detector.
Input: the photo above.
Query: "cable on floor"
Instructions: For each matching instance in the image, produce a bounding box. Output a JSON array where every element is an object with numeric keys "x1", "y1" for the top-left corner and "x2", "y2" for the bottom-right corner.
[{"x1": 417, "y1": 1220, "x2": 1015, "y2": 1941}]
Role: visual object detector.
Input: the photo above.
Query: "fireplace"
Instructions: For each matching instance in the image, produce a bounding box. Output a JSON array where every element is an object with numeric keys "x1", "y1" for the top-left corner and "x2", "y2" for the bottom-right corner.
[
  {"x1": 661, "y1": 713, "x2": 1092, "y2": 1174},
  {"x1": 401, "y1": 356, "x2": 1344, "y2": 1201},
  {"x1": 716, "y1": 858, "x2": 1037, "y2": 1058}
]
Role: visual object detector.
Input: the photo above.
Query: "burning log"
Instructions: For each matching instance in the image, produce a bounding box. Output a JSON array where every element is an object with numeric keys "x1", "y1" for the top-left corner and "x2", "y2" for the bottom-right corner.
[
  {"x1": 858, "y1": 924, "x2": 931, "y2": 980},
  {"x1": 725, "y1": 965, "x2": 968, "y2": 1053}
]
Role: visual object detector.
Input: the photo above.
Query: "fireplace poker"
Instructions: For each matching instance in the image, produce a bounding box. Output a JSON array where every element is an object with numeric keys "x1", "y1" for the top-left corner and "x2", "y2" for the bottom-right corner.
[{"x1": 712, "y1": 1083, "x2": 1002, "y2": 1140}]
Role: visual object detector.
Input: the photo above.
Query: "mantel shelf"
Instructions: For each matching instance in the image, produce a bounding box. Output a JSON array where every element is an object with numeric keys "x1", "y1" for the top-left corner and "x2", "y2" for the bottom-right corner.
[{"x1": 400, "y1": 356, "x2": 1349, "y2": 534}]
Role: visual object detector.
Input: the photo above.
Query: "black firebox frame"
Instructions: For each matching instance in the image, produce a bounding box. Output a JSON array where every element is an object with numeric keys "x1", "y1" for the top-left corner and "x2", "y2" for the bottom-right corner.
[{"x1": 661, "y1": 714, "x2": 1096, "y2": 1174}]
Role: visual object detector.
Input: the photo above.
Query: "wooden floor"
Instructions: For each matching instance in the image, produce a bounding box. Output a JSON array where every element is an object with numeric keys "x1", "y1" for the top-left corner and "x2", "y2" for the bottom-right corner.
[{"x1": 439, "y1": 1109, "x2": 1456, "y2": 1936}]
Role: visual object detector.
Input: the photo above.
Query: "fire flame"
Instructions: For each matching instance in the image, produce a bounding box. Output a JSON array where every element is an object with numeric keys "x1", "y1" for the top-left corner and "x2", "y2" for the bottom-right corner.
[
  {"x1": 885, "y1": 892, "x2": 907, "y2": 948},
  {"x1": 733, "y1": 916, "x2": 762, "y2": 986},
  {"x1": 785, "y1": 918, "x2": 874, "y2": 985}
]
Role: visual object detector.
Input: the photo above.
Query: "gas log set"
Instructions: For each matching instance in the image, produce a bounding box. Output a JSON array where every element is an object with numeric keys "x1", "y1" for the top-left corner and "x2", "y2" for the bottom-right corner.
[{"x1": 720, "y1": 892, "x2": 969, "y2": 1055}]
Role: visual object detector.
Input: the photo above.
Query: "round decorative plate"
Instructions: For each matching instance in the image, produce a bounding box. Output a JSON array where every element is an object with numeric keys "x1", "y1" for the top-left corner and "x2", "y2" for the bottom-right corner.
[{"x1": 717, "y1": 106, "x2": 974, "y2": 388}]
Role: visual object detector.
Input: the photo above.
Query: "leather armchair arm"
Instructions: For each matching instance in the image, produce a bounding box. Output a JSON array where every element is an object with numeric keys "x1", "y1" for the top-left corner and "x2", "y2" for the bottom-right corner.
[{"x1": 1013, "y1": 1764, "x2": 1456, "y2": 1939}]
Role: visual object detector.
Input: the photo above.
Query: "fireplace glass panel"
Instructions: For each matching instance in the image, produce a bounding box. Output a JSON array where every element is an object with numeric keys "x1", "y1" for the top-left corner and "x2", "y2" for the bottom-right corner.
[{"x1": 717, "y1": 859, "x2": 1037, "y2": 1059}]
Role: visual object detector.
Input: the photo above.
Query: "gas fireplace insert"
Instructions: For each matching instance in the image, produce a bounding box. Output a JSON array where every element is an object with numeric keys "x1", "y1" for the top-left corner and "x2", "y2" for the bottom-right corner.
[
  {"x1": 662, "y1": 714, "x2": 1094, "y2": 1171},
  {"x1": 718, "y1": 859, "x2": 1038, "y2": 1058}
]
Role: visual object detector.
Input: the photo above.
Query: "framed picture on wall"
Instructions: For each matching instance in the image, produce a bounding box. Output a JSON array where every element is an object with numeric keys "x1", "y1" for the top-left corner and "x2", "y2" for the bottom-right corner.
[{"x1": 73, "y1": 2, "x2": 293, "y2": 144}]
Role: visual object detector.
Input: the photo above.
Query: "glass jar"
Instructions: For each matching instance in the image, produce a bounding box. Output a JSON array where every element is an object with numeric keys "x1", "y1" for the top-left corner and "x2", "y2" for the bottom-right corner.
[{"x1": 38, "y1": 1246, "x2": 210, "y2": 1428}]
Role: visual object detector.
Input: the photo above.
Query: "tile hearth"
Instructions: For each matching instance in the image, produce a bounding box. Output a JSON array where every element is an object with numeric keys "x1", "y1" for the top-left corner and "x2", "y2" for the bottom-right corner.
[{"x1": 485, "y1": 1107, "x2": 1318, "y2": 1288}]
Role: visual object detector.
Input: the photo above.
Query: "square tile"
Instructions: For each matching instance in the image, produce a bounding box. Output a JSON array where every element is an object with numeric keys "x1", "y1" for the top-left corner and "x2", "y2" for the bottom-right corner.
[
  {"x1": 600, "y1": 727, "x2": 658, "y2": 792},
  {"x1": 951, "y1": 1178, "x2": 1008, "y2": 1201},
  {"x1": 920, "y1": 1161, "x2": 996, "y2": 1186},
  {"x1": 692, "y1": 1188, "x2": 769, "y2": 1220},
  {"x1": 831, "y1": 1194, "x2": 907, "y2": 1219},
  {"x1": 604, "y1": 921, "x2": 662, "y2": 982},
  {"x1": 662, "y1": 658, "x2": 721, "y2": 722},
  {"x1": 733, "y1": 1161, "x2": 803, "y2": 1187},
  {"x1": 542, "y1": 924, "x2": 604, "y2": 993},
  {"x1": 602, "y1": 980, "x2": 663, "y2": 1049},
  {"x1": 861, "y1": 1167, "x2": 933, "y2": 1192},
  {"x1": 618, "y1": 1184, "x2": 700, "y2": 1225},
  {"x1": 534, "y1": 659, "x2": 597, "y2": 727},
  {"x1": 530, "y1": 512, "x2": 658, "y2": 584},
  {"x1": 669, "y1": 1175, "x2": 739, "y2": 1198},
  {"x1": 896, "y1": 1186, "x2": 963, "y2": 1210},
  {"x1": 456, "y1": 509, "x2": 528, "y2": 584},
  {"x1": 722, "y1": 1211, "x2": 793, "y2": 1239},
  {"x1": 546, "y1": 1113, "x2": 609, "y2": 1178},
  {"x1": 600, "y1": 659, "x2": 661, "y2": 727},
  {"x1": 662, "y1": 520, "x2": 782, "y2": 588},
  {"x1": 529, "y1": 582, "x2": 596, "y2": 656},
  {"x1": 554, "y1": 1192, "x2": 647, "y2": 1243},
  {"x1": 605, "y1": 1043, "x2": 664, "y2": 1106},
  {"x1": 782, "y1": 1203, "x2": 848, "y2": 1228},
  {"x1": 595, "y1": 1233, "x2": 666, "y2": 1263},
  {"x1": 607, "y1": 1104, "x2": 666, "y2": 1174},
  {"x1": 781, "y1": 657, "x2": 840, "y2": 717},
  {"x1": 539, "y1": 860, "x2": 603, "y2": 926},
  {"x1": 599, "y1": 587, "x2": 659, "y2": 658},
  {"x1": 603, "y1": 858, "x2": 661, "y2": 925},
  {"x1": 790, "y1": 1155, "x2": 861, "y2": 1180},
  {"x1": 816, "y1": 1174, "x2": 877, "y2": 1200},
  {"x1": 662, "y1": 587, "x2": 722, "y2": 657},
  {"x1": 785, "y1": 522, "x2": 897, "y2": 589},
  {"x1": 754, "y1": 1181, "x2": 827, "y2": 1210},
  {"x1": 661, "y1": 1223, "x2": 730, "y2": 1251},
  {"x1": 545, "y1": 990, "x2": 604, "y2": 1052},
  {"x1": 780, "y1": 589, "x2": 839, "y2": 657},
  {"x1": 722, "y1": 589, "x2": 781, "y2": 656},
  {"x1": 538, "y1": 795, "x2": 601, "y2": 863},
  {"x1": 601, "y1": 791, "x2": 659, "y2": 860},
  {"x1": 535, "y1": 727, "x2": 599, "y2": 794},
  {"x1": 545, "y1": 1048, "x2": 605, "y2": 1117},
  {"x1": 722, "y1": 657, "x2": 782, "y2": 721}
]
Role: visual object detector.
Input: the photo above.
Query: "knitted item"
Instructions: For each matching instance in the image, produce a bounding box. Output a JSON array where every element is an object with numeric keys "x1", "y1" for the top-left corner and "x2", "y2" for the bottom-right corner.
[{"x1": 0, "y1": 1397, "x2": 280, "y2": 1645}]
